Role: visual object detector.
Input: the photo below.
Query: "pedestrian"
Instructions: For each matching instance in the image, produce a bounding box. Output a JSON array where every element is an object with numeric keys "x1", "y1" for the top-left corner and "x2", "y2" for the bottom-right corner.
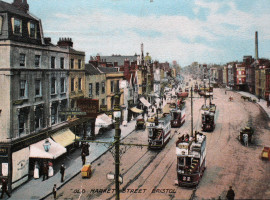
[
  {"x1": 81, "y1": 152, "x2": 86, "y2": 166},
  {"x1": 48, "y1": 161, "x2": 54, "y2": 177},
  {"x1": 52, "y1": 184, "x2": 57, "y2": 200},
  {"x1": 34, "y1": 161, "x2": 40, "y2": 179},
  {"x1": 258, "y1": 96, "x2": 261, "y2": 102},
  {"x1": 225, "y1": 90, "x2": 227, "y2": 95},
  {"x1": 243, "y1": 133, "x2": 248, "y2": 147},
  {"x1": 226, "y1": 186, "x2": 235, "y2": 200},
  {"x1": 43, "y1": 162, "x2": 48, "y2": 181},
  {"x1": 0, "y1": 178, "x2": 11, "y2": 199},
  {"x1": 60, "y1": 164, "x2": 65, "y2": 183}
]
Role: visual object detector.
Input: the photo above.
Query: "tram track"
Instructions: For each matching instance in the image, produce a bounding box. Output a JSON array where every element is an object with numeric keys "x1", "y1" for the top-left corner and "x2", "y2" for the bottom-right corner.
[{"x1": 114, "y1": 132, "x2": 179, "y2": 200}]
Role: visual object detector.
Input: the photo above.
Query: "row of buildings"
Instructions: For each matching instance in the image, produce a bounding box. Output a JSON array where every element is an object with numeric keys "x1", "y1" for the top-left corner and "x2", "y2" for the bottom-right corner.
[
  {"x1": 209, "y1": 32, "x2": 270, "y2": 102},
  {"x1": 209, "y1": 56, "x2": 270, "y2": 102},
  {"x1": 0, "y1": 0, "x2": 178, "y2": 191}
]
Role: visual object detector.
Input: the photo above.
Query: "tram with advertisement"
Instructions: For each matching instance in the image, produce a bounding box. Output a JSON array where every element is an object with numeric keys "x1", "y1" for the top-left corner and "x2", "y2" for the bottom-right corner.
[
  {"x1": 201, "y1": 103, "x2": 216, "y2": 132},
  {"x1": 147, "y1": 113, "x2": 171, "y2": 149},
  {"x1": 175, "y1": 132, "x2": 206, "y2": 187},
  {"x1": 168, "y1": 99, "x2": 186, "y2": 128}
]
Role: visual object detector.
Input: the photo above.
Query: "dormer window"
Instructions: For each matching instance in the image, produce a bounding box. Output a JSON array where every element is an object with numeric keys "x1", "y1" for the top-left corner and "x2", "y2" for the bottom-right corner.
[
  {"x1": 28, "y1": 22, "x2": 37, "y2": 38},
  {"x1": 12, "y1": 18, "x2": 22, "y2": 35}
]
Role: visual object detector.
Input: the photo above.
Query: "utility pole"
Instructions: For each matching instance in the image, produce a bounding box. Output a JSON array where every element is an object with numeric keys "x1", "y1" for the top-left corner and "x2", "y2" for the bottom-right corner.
[
  {"x1": 191, "y1": 86, "x2": 193, "y2": 137},
  {"x1": 208, "y1": 66, "x2": 212, "y2": 105},
  {"x1": 114, "y1": 93, "x2": 121, "y2": 200}
]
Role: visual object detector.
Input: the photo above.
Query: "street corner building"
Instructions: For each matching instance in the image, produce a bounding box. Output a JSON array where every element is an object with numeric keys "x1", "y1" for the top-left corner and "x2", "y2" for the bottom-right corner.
[{"x1": 0, "y1": 0, "x2": 90, "y2": 192}]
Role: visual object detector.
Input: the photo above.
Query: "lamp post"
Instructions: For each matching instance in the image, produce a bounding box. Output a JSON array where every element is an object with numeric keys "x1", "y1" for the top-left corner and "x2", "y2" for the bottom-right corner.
[{"x1": 113, "y1": 93, "x2": 121, "y2": 200}]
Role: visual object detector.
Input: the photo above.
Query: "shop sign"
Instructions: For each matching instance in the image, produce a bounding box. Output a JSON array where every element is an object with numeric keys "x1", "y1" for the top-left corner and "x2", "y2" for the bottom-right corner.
[
  {"x1": 77, "y1": 99, "x2": 99, "y2": 118},
  {"x1": 13, "y1": 100, "x2": 24, "y2": 105},
  {"x1": 59, "y1": 108, "x2": 87, "y2": 116},
  {"x1": 100, "y1": 105, "x2": 107, "y2": 112},
  {"x1": 0, "y1": 147, "x2": 8, "y2": 155},
  {"x1": 2, "y1": 163, "x2": 8, "y2": 176}
]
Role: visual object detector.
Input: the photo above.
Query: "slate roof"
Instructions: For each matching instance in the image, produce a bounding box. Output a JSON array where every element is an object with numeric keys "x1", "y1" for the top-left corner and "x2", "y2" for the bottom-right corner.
[
  {"x1": 98, "y1": 66, "x2": 118, "y2": 73},
  {"x1": 85, "y1": 64, "x2": 102, "y2": 75},
  {"x1": 99, "y1": 55, "x2": 137, "y2": 66},
  {"x1": 0, "y1": 1, "x2": 36, "y2": 20}
]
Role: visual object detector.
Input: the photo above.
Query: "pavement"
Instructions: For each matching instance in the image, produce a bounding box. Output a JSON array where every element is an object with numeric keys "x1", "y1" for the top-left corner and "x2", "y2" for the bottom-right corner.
[
  {"x1": 236, "y1": 91, "x2": 270, "y2": 118},
  {"x1": 9, "y1": 119, "x2": 137, "y2": 200}
]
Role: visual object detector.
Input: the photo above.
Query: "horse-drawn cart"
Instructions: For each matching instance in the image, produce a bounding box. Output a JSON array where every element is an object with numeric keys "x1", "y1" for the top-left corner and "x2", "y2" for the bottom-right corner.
[{"x1": 239, "y1": 127, "x2": 254, "y2": 144}]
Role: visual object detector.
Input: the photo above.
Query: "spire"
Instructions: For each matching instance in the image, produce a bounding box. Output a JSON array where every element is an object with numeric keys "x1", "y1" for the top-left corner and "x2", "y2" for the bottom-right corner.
[{"x1": 141, "y1": 43, "x2": 144, "y2": 65}]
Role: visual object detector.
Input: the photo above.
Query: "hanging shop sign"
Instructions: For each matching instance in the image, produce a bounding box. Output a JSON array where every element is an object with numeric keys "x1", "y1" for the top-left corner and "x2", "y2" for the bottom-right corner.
[{"x1": 77, "y1": 99, "x2": 99, "y2": 118}]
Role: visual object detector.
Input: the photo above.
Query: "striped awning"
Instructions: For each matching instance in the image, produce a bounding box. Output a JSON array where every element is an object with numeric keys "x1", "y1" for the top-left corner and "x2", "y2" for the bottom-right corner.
[
  {"x1": 51, "y1": 128, "x2": 80, "y2": 147},
  {"x1": 139, "y1": 97, "x2": 151, "y2": 107},
  {"x1": 130, "y1": 107, "x2": 144, "y2": 114}
]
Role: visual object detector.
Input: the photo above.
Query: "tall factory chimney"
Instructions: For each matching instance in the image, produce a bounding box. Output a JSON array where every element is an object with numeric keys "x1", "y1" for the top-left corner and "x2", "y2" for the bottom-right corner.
[{"x1": 255, "y1": 31, "x2": 259, "y2": 60}]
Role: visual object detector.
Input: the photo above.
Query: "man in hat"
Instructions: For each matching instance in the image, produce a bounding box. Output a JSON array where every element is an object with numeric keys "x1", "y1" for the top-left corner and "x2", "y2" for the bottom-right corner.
[
  {"x1": 52, "y1": 184, "x2": 57, "y2": 199},
  {"x1": 60, "y1": 164, "x2": 65, "y2": 183},
  {"x1": 0, "y1": 178, "x2": 11, "y2": 199},
  {"x1": 226, "y1": 186, "x2": 235, "y2": 200}
]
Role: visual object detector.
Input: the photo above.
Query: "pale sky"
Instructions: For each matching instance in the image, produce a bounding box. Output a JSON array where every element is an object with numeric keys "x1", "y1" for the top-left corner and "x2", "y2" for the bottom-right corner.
[{"x1": 3, "y1": 0, "x2": 270, "y2": 66}]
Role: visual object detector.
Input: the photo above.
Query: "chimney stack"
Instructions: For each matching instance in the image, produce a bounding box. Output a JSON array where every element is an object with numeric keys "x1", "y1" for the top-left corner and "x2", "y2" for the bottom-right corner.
[
  {"x1": 12, "y1": 0, "x2": 29, "y2": 13},
  {"x1": 255, "y1": 31, "x2": 259, "y2": 60},
  {"x1": 57, "y1": 37, "x2": 73, "y2": 47}
]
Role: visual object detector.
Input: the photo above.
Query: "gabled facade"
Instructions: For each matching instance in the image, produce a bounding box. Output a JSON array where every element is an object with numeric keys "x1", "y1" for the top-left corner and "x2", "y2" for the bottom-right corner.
[{"x1": 85, "y1": 63, "x2": 106, "y2": 107}]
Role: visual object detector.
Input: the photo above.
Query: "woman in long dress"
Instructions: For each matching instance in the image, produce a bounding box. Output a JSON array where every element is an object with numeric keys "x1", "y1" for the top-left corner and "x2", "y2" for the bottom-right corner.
[
  {"x1": 33, "y1": 161, "x2": 39, "y2": 179},
  {"x1": 48, "y1": 161, "x2": 54, "y2": 177}
]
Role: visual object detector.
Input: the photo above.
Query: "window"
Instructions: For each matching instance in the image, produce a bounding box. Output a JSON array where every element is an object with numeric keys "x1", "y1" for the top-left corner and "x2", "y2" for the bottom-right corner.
[
  {"x1": 116, "y1": 80, "x2": 120, "y2": 92},
  {"x1": 35, "y1": 106, "x2": 43, "y2": 129},
  {"x1": 35, "y1": 80, "x2": 41, "y2": 96},
  {"x1": 78, "y1": 78, "x2": 82, "y2": 91},
  {"x1": 51, "y1": 56, "x2": 55, "y2": 68},
  {"x1": 78, "y1": 59, "x2": 82, "y2": 69},
  {"x1": 102, "y1": 82, "x2": 105, "y2": 94},
  {"x1": 96, "y1": 82, "x2": 99, "y2": 95},
  {"x1": 51, "y1": 103, "x2": 58, "y2": 125},
  {"x1": 18, "y1": 112, "x2": 26, "y2": 134},
  {"x1": 0, "y1": 16, "x2": 3, "y2": 35},
  {"x1": 89, "y1": 83, "x2": 92, "y2": 96},
  {"x1": 13, "y1": 18, "x2": 22, "y2": 34},
  {"x1": 51, "y1": 78, "x2": 56, "y2": 94},
  {"x1": 71, "y1": 78, "x2": 75, "y2": 91},
  {"x1": 60, "y1": 57, "x2": 64, "y2": 69},
  {"x1": 20, "y1": 54, "x2": 25, "y2": 67},
  {"x1": 111, "y1": 80, "x2": 114, "y2": 93},
  {"x1": 29, "y1": 22, "x2": 36, "y2": 38},
  {"x1": 35, "y1": 55, "x2": 40, "y2": 67},
  {"x1": 71, "y1": 100, "x2": 75, "y2": 108},
  {"x1": 102, "y1": 99, "x2": 105, "y2": 105},
  {"x1": 19, "y1": 80, "x2": 27, "y2": 98},
  {"x1": 60, "y1": 100, "x2": 67, "y2": 122},
  {"x1": 70, "y1": 59, "x2": 74, "y2": 69},
  {"x1": 60, "y1": 78, "x2": 65, "y2": 93}
]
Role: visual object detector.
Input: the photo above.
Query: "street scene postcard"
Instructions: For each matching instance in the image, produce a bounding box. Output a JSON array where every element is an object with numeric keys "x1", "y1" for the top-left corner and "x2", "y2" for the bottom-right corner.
[{"x1": 0, "y1": 0, "x2": 270, "y2": 199}]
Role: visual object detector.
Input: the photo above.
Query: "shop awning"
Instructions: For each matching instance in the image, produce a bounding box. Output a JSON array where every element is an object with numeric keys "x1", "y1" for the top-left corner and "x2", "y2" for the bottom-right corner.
[
  {"x1": 51, "y1": 128, "x2": 80, "y2": 147},
  {"x1": 163, "y1": 104, "x2": 171, "y2": 114},
  {"x1": 139, "y1": 97, "x2": 151, "y2": 107},
  {"x1": 96, "y1": 113, "x2": 112, "y2": 127},
  {"x1": 130, "y1": 107, "x2": 144, "y2": 114},
  {"x1": 29, "y1": 138, "x2": 66, "y2": 159}
]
